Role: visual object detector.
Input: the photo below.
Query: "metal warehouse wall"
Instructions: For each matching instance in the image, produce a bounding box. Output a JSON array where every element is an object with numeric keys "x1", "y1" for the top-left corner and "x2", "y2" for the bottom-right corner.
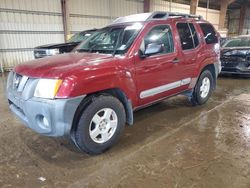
[
  {"x1": 0, "y1": 0, "x2": 221, "y2": 71},
  {"x1": 228, "y1": 9, "x2": 240, "y2": 36},
  {"x1": 150, "y1": 0, "x2": 220, "y2": 29},
  {"x1": 0, "y1": 0, "x2": 144, "y2": 70},
  {"x1": 69, "y1": 0, "x2": 143, "y2": 33},
  {"x1": 228, "y1": 7, "x2": 250, "y2": 36},
  {"x1": 0, "y1": 0, "x2": 64, "y2": 71},
  {"x1": 243, "y1": 7, "x2": 250, "y2": 35}
]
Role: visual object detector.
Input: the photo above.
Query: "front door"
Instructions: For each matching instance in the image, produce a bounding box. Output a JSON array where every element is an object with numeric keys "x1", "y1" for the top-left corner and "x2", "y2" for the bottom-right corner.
[{"x1": 134, "y1": 24, "x2": 188, "y2": 106}]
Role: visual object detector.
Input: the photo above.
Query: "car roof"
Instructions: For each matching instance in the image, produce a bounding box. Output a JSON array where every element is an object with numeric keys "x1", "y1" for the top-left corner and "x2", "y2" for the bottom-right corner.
[{"x1": 79, "y1": 29, "x2": 97, "y2": 33}]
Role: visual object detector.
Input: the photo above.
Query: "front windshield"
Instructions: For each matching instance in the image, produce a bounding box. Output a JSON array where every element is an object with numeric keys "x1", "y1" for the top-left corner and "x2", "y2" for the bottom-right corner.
[
  {"x1": 68, "y1": 31, "x2": 95, "y2": 43},
  {"x1": 76, "y1": 23, "x2": 143, "y2": 55},
  {"x1": 223, "y1": 37, "x2": 250, "y2": 48}
]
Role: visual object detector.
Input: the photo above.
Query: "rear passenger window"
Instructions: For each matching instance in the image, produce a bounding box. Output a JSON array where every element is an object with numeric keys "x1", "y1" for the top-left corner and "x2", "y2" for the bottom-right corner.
[
  {"x1": 189, "y1": 23, "x2": 199, "y2": 47},
  {"x1": 199, "y1": 23, "x2": 218, "y2": 44},
  {"x1": 177, "y1": 23, "x2": 194, "y2": 50}
]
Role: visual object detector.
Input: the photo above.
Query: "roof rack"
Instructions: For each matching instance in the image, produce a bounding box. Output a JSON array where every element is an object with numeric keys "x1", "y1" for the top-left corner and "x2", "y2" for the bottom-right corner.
[
  {"x1": 111, "y1": 11, "x2": 203, "y2": 25},
  {"x1": 147, "y1": 11, "x2": 203, "y2": 21}
]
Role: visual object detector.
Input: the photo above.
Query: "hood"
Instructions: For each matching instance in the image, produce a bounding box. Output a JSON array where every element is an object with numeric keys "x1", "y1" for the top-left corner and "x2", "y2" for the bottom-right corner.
[
  {"x1": 221, "y1": 47, "x2": 250, "y2": 57},
  {"x1": 14, "y1": 52, "x2": 116, "y2": 79},
  {"x1": 35, "y1": 42, "x2": 80, "y2": 49}
]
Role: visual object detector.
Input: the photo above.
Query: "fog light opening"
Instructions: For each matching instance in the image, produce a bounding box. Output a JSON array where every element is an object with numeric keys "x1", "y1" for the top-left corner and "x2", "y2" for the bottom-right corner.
[
  {"x1": 37, "y1": 115, "x2": 50, "y2": 129},
  {"x1": 42, "y1": 117, "x2": 49, "y2": 128}
]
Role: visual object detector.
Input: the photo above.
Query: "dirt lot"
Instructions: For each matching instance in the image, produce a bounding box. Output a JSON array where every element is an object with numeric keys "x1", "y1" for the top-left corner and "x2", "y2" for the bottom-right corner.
[{"x1": 0, "y1": 72, "x2": 250, "y2": 188}]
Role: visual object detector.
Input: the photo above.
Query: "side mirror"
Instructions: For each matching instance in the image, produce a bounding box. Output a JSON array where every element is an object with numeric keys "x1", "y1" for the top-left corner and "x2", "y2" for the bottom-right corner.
[{"x1": 144, "y1": 43, "x2": 163, "y2": 56}]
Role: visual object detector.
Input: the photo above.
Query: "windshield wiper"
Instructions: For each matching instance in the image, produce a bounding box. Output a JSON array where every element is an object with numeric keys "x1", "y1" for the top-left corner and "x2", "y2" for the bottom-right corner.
[
  {"x1": 88, "y1": 43, "x2": 100, "y2": 53},
  {"x1": 76, "y1": 45, "x2": 99, "y2": 53},
  {"x1": 75, "y1": 49, "x2": 89, "y2": 53}
]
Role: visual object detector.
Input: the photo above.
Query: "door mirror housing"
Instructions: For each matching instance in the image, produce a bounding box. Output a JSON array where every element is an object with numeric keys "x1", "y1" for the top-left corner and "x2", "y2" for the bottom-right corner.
[{"x1": 140, "y1": 43, "x2": 163, "y2": 58}]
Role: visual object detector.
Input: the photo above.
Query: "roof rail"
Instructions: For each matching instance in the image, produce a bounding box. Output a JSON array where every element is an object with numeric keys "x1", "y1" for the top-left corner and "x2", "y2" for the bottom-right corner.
[
  {"x1": 111, "y1": 11, "x2": 203, "y2": 25},
  {"x1": 147, "y1": 11, "x2": 203, "y2": 21}
]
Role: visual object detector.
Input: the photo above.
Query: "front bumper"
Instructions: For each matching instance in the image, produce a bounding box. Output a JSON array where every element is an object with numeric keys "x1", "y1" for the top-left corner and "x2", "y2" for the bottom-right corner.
[
  {"x1": 215, "y1": 59, "x2": 222, "y2": 76},
  {"x1": 220, "y1": 59, "x2": 250, "y2": 75},
  {"x1": 6, "y1": 72, "x2": 85, "y2": 137},
  {"x1": 221, "y1": 67, "x2": 250, "y2": 75},
  {"x1": 8, "y1": 94, "x2": 85, "y2": 137}
]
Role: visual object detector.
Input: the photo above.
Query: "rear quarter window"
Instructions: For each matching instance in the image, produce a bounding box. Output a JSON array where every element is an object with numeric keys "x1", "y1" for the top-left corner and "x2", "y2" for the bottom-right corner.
[{"x1": 199, "y1": 23, "x2": 218, "y2": 44}]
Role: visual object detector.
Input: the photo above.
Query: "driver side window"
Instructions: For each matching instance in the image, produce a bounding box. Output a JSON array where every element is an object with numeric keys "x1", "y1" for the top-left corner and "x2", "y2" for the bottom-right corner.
[{"x1": 141, "y1": 25, "x2": 174, "y2": 55}]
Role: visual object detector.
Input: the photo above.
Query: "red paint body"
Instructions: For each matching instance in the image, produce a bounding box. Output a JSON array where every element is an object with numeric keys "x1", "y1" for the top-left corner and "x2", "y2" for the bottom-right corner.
[{"x1": 15, "y1": 18, "x2": 219, "y2": 110}]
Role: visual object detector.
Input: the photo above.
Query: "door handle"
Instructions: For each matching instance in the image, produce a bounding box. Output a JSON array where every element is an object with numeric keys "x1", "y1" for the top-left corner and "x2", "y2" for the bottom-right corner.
[{"x1": 172, "y1": 58, "x2": 180, "y2": 64}]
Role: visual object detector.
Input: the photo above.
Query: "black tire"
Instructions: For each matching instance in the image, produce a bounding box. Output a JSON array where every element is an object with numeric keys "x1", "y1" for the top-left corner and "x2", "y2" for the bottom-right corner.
[
  {"x1": 73, "y1": 95, "x2": 126, "y2": 155},
  {"x1": 190, "y1": 70, "x2": 214, "y2": 106}
]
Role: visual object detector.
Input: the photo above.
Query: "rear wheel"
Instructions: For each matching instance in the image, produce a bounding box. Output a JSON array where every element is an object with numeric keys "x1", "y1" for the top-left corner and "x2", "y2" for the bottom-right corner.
[
  {"x1": 190, "y1": 70, "x2": 213, "y2": 105},
  {"x1": 73, "y1": 95, "x2": 126, "y2": 155}
]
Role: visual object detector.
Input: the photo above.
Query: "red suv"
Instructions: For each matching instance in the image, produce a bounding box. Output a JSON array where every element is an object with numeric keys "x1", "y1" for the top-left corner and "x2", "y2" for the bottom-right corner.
[{"x1": 6, "y1": 12, "x2": 221, "y2": 154}]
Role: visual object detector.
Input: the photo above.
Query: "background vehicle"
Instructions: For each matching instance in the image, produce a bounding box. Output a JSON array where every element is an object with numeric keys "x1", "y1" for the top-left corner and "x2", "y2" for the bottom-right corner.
[
  {"x1": 7, "y1": 12, "x2": 221, "y2": 155},
  {"x1": 33, "y1": 29, "x2": 97, "y2": 59},
  {"x1": 220, "y1": 35, "x2": 250, "y2": 75},
  {"x1": 220, "y1": 37, "x2": 228, "y2": 47}
]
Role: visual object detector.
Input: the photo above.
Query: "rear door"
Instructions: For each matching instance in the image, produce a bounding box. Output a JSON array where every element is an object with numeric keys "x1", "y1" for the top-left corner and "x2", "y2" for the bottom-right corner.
[{"x1": 175, "y1": 22, "x2": 202, "y2": 82}]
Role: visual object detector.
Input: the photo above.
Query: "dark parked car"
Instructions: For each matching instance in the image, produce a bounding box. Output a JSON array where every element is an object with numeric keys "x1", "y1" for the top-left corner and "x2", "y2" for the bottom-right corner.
[
  {"x1": 7, "y1": 12, "x2": 220, "y2": 154},
  {"x1": 33, "y1": 29, "x2": 97, "y2": 59},
  {"x1": 220, "y1": 35, "x2": 250, "y2": 75}
]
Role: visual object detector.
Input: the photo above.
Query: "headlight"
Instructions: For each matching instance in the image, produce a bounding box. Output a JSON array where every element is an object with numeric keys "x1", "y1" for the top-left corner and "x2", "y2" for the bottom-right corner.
[
  {"x1": 47, "y1": 49, "x2": 60, "y2": 55},
  {"x1": 34, "y1": 79, "x2": 62, "y2": 99}
]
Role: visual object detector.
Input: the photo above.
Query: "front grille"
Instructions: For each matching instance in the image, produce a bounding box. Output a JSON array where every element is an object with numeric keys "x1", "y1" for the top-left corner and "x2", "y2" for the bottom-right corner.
[
  {"x1": 9, "y1": 100, "x2": 25, "y2": 116},
  {"x1": 221, "y1": 56, "x2": 243, "y2": 62},
  {"x1": 9, "y1": 72, "x2": 29, "y2": 93},
  {"x1": 246, "y1": 56, "x2": 250, "y2": 62},
  {"x1": 34, "y1": 49, "x2": 48, "y2": 58},
  {"x1": 7, "y1": 71, "x2": 38, "y2": 101},
  {"x1": 12, "y1": 73, "x2": 22, "y2": 90},
  {"x1": 34, "y1": 49, "x2": 47, "y2": 55},
  {"x1": 221, "y1": 62, "x2": 238, "y2": 68}
]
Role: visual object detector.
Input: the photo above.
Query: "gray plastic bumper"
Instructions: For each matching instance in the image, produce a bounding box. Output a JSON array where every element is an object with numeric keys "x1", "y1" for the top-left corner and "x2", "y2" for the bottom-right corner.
[
  {"x1": 215, "y1": 59, "x2": 222, "y2": 76},
  {"x1": 7, "y1": 92, "x2": 85, "y2": 137}
]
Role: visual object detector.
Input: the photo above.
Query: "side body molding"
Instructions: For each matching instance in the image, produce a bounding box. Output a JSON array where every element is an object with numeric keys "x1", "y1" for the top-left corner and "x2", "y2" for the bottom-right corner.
[{"x1": 140, "y1": 78, "x2": 191, "y2": 99}]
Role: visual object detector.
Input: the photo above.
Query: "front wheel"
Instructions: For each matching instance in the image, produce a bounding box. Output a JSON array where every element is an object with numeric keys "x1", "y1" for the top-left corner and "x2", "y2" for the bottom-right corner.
[
  {"x1": 190, "y1": 70, "x2": 213, "y2": 105},
  {"x1": 73, "y1": 95, "x2": 126, "y2": 155}
]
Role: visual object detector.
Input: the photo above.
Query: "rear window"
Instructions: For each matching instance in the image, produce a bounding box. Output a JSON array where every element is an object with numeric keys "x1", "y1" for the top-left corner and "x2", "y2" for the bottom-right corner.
[
  {"x1": 177, "y1": 23, "x2": 195, "y2": 50},
  {"x1": 189, "y1": 23, "x2": 199, "y2": 47},
  {"x1": 199, "y1": 23, "x2": 218, "y2": 44}
]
